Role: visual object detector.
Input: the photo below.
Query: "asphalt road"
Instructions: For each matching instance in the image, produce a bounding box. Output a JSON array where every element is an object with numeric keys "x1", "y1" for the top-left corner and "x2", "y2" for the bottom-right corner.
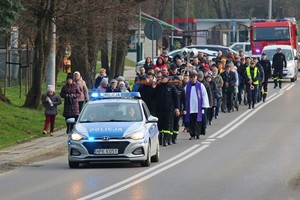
[{"x1": 1, "y1": 81, "x2": 300, "y2": 200}]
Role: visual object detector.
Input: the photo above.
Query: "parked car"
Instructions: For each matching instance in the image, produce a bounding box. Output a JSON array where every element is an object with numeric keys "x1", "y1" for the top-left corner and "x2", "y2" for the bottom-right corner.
[
  {"x1": 229, "y1": 42, "x2": 252, "y2": 56},
  {"x1": 262, "y1": 45, "x2": 299, "y2": 82},
  {"x1": 186, "y1": 44, "x2": 236, "y2": 57},
  {"x1": 67, "y1": 92, "x2": 159, "y2": 168},
  {"x1": 136, "y1": 48, "x2": 218, "y2": 68}
]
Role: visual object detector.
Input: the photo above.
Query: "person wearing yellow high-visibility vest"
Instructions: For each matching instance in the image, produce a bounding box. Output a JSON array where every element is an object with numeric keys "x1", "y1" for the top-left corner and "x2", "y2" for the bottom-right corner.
[{"x1": 244, "y1": 60, "x2": 261, "y2": 109}]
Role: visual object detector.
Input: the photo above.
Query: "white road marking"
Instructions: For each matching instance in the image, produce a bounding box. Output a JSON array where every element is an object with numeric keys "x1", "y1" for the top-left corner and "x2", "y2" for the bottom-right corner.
[
  {"x1": 201, "y1": 142, "x2": 211, "y2": 145},
  {"x1": 285, "y1": 83, "x2": 295, "y2": 91},
  {"x1": 92, "y1": 145, "x2": 210, "y2": 200},
  {"x1": 205, "y1": 139, "x2": 216, "y2": 142},
  {"x1": 208, "y1": 84, "x2": 290, "y2": 139},
  {"x1": 78, "y1": 82, "x2": 294, "y2": 200},
  {"x1": 217, "y1": 92, "x2": 283, "y2": 138},
  {"x1": 77, "y1": 145, "x2": 200, "y2": 200}
]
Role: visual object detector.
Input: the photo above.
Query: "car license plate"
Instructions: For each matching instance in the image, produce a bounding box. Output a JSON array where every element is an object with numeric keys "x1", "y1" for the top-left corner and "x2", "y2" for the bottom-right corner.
[{"x1": 94, "y1": 149, "x2": 118, "y2": 155}]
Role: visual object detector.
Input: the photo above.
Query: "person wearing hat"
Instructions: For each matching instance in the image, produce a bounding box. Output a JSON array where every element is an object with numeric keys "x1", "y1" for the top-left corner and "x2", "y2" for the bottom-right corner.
[
  {"x1": 119, "y1": 81, "x2": 129, "y2": 93},
  {"x1": 152, "y1": 73, "x2": 180, "y2": 146},
  {"x1": 258, "y1": 53, "x2": 272, "y2": 102},
  {"x1": 244, "y1": 60, "x2": 261, "y2": 109},
  {"x1": 60, "y1": 74, "x2": 81, "y2": 134},
  {"x1": 106, "y1": 79, "x2": 120, "y2": 92},
  {"x1": 220, "y1": 64, "x2": 237, "y2": 113},
  {"x1": 184, "y1": 71, "x2": 209, "y2": 140},
  {"x1": 117, "y1": 76, "x2": 130, "y2": 91},
  {"x1": 73, "y1": 71, "x2": 89, "y2": 112},
  {"x1": 96, "y1": 78, "x2": 109, "y2": 93},
  {"x1": 41, "y1": 85, "x2": 62, "y2": 136},
  {"x1": 272, "y1": 47, "x2": 287, "y2": 89}
]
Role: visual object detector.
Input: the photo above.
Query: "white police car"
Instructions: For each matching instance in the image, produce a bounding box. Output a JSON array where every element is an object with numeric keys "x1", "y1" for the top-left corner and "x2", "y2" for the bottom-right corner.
[{"x1": 67, "y1": 92, "x2": 159, "y2": 168}]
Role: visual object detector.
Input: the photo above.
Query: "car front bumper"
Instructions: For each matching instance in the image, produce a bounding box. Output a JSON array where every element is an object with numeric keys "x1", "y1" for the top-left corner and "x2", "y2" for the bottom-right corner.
[{"x1": 68, "y1": 139, "x2": 149, "y2": 163}]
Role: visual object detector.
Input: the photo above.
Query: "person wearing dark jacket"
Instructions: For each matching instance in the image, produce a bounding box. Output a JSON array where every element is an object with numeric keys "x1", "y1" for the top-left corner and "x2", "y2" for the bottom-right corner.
[
  {"x1": 106, "y1": 79, "x2": 121, "y2": 92},
  {"x1": 171, "y1": 76, "x2": 186, "y2": 144},
  {"x1": 258, "y1": 53, "x2": 272, "y2": 102},
  {"x1": 94, "y1": 68, "x2": 109, "y2": 89},
  {"x1": 198, "y1": 71, "x2": 212, "y2": 135},
  {"x1": 272, "y1": 48, "x2": 287, "y2": 89},
  {"x1": 41, "y1": 85, "x2": 62, "y2": 136},
  {"x1": 60, "y1": 74, "x2": 81, "y2": 134},
  {"x1": 244, "y1": 60, "x2": 261, "y2": 109},
  {"x1": 205, "y1": 74, "x2": 217, "y2": 125},
  {"x1": 220, "y1": 64, "x2": 237, "y2": 113},
  {"x1": 137, "y1": 76, "x2": 155, "y2": 116},
  {"x1": 152, "y1": 74, "x2": 180, "y2": 146},
  {"x1": 252, "y1": 57, "x2": 264, "y2": 102}
]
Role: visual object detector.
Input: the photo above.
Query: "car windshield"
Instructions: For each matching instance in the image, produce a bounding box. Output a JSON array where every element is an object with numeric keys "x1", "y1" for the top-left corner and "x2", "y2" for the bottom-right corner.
[
  {"x1": 79, "y1": 102, "x2": 143, "y2": 122},
  {"x1": 253, "y1": 27, "x2": 290, "y2": 41},
  {"x1": 263, "y1": 49, "x2": 293, "y2": 61}
]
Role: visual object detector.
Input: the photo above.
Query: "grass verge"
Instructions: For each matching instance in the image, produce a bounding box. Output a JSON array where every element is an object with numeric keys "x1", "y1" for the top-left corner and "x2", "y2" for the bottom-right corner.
[{"x1": 0, "y1": 56, "x2": 136, "y2": 150}]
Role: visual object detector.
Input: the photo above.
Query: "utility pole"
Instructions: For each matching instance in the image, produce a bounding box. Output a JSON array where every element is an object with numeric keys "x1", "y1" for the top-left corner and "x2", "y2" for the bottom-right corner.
[
  {"x1": 268, "y1": 0, "x2": 272, "y2": 20},
  {"x1": 137, "y1": 6, "x2": 141, "y2": 62},
  {"x1": 171, "y1": 0, "x2": 174, "y2": 51},
  {"x1": 46, "y1": 18, "x2": 56, "y2": 90}
]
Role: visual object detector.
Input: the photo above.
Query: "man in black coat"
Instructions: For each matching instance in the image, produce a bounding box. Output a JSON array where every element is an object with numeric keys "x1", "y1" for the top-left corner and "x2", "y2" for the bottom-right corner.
[
  {"x1": 272, "y1": 48, "x2": 287, "y2": 89},
  {"x1": 258, "y1": 53, "x2": 272, "y2": 101},
  {"x1": 152, "y1": 74, "x2": 180, "y2": 146}
]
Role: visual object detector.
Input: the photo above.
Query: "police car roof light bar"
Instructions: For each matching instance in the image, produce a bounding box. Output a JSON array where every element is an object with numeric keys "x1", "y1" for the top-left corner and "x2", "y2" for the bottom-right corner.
[{"x1": 90, "y1": 92, "x2": 141, "y2": 100}]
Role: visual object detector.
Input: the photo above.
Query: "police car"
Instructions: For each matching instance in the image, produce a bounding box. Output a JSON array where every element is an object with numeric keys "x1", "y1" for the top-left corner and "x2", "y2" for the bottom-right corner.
[{"x1": 67, "y1": 92, "x2": 159, "y2": 168}]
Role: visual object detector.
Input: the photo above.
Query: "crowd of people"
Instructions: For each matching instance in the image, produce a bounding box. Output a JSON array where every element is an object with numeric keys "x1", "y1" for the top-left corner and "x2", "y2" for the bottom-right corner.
[{"x1": 41, "y1": 47, "x2": 287, "y2": 142}]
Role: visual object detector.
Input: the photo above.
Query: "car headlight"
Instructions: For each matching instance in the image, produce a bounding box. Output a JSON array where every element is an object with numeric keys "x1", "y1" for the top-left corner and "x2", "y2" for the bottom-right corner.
[
  {"x1": 70, "y1": 133, "x2": 84, "y2": 141},
  {"x1": 128, "y1": 131, "x2": 145, "y2": 140}
]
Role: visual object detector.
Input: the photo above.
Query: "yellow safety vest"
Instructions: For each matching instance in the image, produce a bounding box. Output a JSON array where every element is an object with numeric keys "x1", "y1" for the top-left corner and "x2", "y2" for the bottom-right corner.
[{"x1": 246, "y1": 66, "x2": 259, "y2": 85}]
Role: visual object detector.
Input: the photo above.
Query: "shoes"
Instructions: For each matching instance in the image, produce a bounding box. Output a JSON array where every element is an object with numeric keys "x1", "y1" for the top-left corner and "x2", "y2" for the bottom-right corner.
[
  {"x1": 50, "y1": 132, "x2": 54, "y2": 136},
  {"x1": 189, "y1": 136, "x2": 195, "y2": 140},
  {"x1": 227, "y1": 110, "x2": 231, "y2": 113},
  {"x1": 215, "y1": 116, "x2": 218, "y2": 119},
  {"x1": 274, "y1": 85, "x2": 277, "y2": 89},
  {"x1": 221, "y1": 110, "x2": 226, "y2": 113},
  {"x1": 209, "y1": 121, "x2": 212, "y2": 125},
  {"x1": 196, "y1": 135, "x2": 200, "y2": 139},
  {"x1": 43, "y1": 130, "x2": 47, "y2": 135}
]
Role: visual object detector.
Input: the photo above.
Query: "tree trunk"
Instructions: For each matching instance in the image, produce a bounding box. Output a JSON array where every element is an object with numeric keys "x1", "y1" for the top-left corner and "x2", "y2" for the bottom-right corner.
[
  {"x1": 0, "y1": 87, "x2": 11, "y2": 104},
  {"x1": 23, "y1": 19, "x2": 48, "y2": 108},
  {"x1": 23, "y1": 0, "x2": 53, "y2": 109}
]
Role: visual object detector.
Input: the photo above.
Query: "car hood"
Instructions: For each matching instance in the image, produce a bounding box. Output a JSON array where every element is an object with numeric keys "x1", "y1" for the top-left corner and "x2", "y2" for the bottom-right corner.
[{"x1": 74, "y1": 122, "x2": 145, "y2": 138}]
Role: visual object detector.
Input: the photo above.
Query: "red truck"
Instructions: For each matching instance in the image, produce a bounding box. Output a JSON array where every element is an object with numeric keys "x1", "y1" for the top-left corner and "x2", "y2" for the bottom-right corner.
[{"x1": 250, "y1": 18, "x2": 298, "y2": 55}]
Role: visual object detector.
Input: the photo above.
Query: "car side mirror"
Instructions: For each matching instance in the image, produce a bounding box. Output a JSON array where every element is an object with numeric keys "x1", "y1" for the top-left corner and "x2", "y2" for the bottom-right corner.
[{"x1": 147, "y1": 115, "x2": 158, "y2": 123}]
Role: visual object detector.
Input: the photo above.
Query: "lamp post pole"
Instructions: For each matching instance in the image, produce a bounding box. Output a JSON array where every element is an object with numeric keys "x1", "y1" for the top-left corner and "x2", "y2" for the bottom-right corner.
[{"x1": 268, "y1": 0, "x2": 272, "y2": 20}]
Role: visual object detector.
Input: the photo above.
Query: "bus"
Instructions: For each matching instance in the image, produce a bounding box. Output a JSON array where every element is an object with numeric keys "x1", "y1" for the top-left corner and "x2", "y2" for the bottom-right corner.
[{"x1": 250, "y1": 18, "x2": 298, "y2": 55}]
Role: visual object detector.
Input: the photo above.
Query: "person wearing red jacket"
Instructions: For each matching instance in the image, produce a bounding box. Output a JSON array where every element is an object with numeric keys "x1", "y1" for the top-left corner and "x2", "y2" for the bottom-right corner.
[{"x1": 154, "y1": 56, "x2": 167, "y2": 70}]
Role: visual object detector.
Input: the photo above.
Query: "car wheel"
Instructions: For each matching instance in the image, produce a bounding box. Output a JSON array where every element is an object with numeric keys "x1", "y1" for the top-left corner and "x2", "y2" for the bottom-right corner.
[
  {"x1": 291, "y1": 77, "x2": 295, "y2": 82},
  {"x1": 141, "y1": 144, "x2": 151, "y2": 167},
  {"x1": 69, "y1": 160, "x2": 80, "y2": 168},
  {"x1": 151, "y1": 142, "x2": 159, "y2": 162}
]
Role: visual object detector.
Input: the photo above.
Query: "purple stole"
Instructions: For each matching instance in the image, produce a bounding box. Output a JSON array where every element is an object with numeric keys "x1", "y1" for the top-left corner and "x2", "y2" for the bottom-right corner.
[{"x1": 185, "y1": 80, "x2": 203, "y2": 122}]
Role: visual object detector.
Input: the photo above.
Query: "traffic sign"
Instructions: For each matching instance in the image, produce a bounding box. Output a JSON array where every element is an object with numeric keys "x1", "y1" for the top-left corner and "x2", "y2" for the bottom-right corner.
[{"x1": 144, "y1": 21, "x2": 163, "y2": 40}]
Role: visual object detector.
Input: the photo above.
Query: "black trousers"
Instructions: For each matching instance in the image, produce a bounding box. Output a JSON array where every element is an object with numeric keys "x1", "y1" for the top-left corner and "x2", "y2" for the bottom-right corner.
[
  {"x1": 188, "y1": 113, "x2": 202, "y2": 137},
  {"x1": 157, "y1": 111, "x2": 173, "y2": 132}
]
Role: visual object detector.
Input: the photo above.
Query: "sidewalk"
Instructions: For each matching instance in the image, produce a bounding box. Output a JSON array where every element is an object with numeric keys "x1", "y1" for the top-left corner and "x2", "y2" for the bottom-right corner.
[
  {"x1": 0, "y1": 66, "x2": 138, "y2": 169},
  {"x1": 0, "y1": 129, "x2": 68, "y2": 169}
]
